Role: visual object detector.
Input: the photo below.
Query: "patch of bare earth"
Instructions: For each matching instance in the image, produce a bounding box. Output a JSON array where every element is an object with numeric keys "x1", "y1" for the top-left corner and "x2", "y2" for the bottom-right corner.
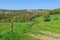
[
  {"x1": 25, "y1": 31, "x2": 60, "y2": 40},
  {"x1": 40, "y1": 30, "x2": 60, "y2": 39}
]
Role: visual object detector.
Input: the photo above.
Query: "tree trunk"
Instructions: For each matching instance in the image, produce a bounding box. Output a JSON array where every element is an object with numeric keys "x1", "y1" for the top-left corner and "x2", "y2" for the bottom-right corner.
[{"x1": 10, "y1": 20, "x2": 13, "y2": 32}]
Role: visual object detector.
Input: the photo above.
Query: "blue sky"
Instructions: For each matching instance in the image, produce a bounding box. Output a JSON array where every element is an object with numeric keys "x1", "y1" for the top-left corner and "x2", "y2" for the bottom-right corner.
[{"x1": 0, "y1": 0, "x2": 60, "y2": 10}]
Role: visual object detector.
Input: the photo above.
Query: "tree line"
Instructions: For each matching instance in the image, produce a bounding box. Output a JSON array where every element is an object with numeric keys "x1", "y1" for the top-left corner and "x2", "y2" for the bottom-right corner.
[{"x1": 0, "y1": 8, "x2": 60, "y2": 22}]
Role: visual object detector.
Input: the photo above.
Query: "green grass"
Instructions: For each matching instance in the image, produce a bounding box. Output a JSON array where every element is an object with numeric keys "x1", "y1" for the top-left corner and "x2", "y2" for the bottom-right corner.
[
  {"x1": 0, "y1": 14, "x2": 60, "y2": 40},
  {"x1": 0, "y1": 22, "x2": 39, "y2": 40}
]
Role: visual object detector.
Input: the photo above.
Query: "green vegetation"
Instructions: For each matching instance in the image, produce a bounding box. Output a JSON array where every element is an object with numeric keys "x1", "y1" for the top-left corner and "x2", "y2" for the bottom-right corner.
[{"x1": 0, "y1": 8, "x2": 60, "y2": 40}]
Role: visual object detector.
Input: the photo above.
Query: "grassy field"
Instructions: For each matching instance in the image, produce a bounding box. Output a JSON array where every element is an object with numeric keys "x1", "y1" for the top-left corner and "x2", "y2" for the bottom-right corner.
[{"x1": 0, "y1": 14, "x2": 60, "y2": 40}]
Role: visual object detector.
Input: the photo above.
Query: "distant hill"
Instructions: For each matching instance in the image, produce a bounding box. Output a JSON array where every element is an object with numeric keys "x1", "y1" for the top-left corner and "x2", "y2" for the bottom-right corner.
[
  {"x1": 37, "y1": 9, "x2": 50, "y2": 11},
  {"x1": 0, "y1": 9, "x2": 50, "y2": 11}
]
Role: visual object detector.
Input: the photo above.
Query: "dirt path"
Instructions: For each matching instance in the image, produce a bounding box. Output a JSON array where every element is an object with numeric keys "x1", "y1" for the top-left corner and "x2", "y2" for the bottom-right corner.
[
  {"x1": 28, "y1": 34, "x2": 60, "y2": 40},
  {"x1": 40, "y1": 30, "x2": 60, "y2": 39},
  {"x1": 25, "y1": 31, "x2": 60, "y2": 40}
]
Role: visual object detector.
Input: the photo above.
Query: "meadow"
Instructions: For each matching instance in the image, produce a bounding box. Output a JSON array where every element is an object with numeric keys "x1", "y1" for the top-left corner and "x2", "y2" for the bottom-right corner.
[{"x1": 0, "y1": 14, "x2": 60, "y2": 40}]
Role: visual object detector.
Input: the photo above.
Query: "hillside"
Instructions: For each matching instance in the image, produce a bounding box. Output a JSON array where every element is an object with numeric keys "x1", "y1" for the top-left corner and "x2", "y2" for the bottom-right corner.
[{"x1": 0, "y1": 8, "x2": 60, "y2": 40}]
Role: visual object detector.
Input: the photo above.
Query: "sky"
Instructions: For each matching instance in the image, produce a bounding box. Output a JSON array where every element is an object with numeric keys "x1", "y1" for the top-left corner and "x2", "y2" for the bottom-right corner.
[{"x1": 0, "y1": 0, "x2": 60, "y2": 10}]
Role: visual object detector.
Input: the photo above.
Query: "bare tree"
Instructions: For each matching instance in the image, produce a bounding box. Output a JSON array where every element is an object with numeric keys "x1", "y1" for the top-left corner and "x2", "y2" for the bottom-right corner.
[{"x1": 10, "y1": 16, "x2": 20, "y2": 32}]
